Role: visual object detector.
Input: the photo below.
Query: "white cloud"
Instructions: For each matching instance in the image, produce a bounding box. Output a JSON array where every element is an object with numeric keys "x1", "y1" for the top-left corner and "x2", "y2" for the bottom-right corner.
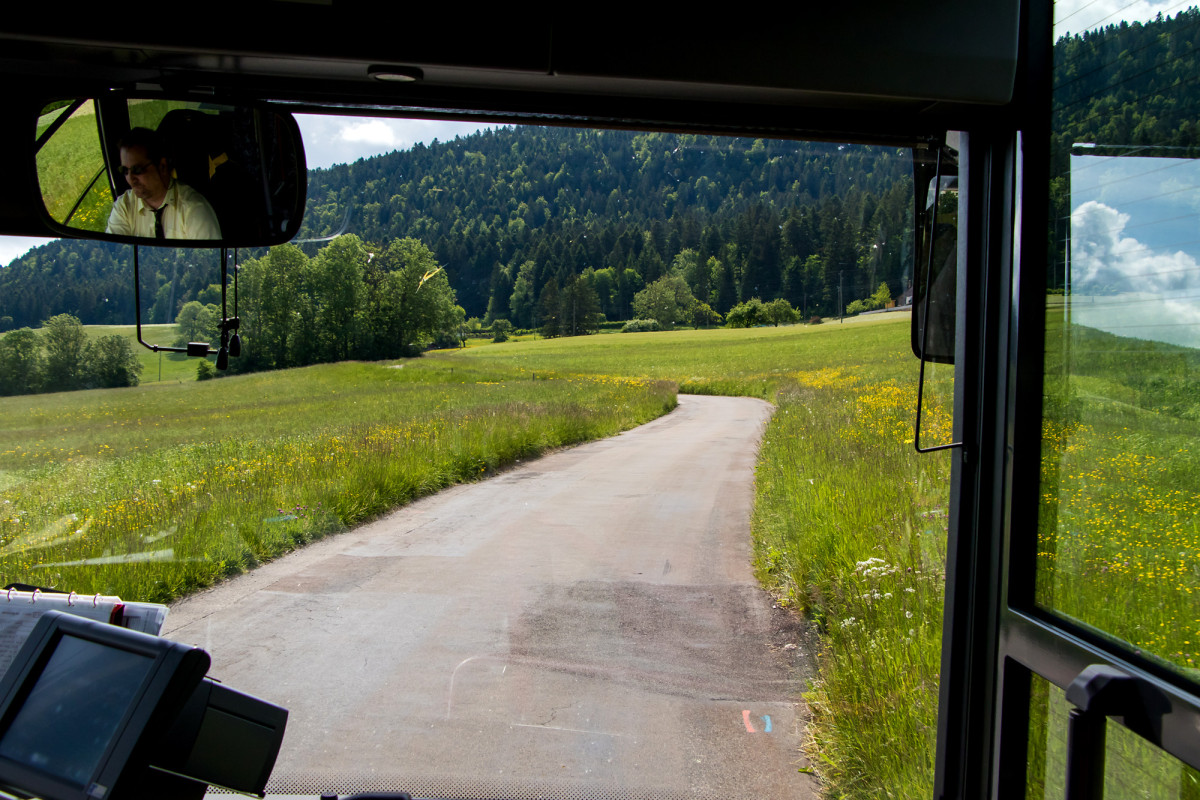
[
  {"x1": 1055, "y1": 0, "x2": 1181, "y2": 35},
  {"x1": 1071, "y1": 200, "x2": 1198, "y2": 292},
  {"x1": 1070, "y1": 200, "x2": 1200, "y2": 347},
  {"x1": 0, "y1": 237, "x2": 57, "y2": 268},
  {"x1": 339, "y1": 120, "x2": 401, "y2": 147},
  {"x1": 296, "y1": 115, "x2": 493, "y2": 169}
]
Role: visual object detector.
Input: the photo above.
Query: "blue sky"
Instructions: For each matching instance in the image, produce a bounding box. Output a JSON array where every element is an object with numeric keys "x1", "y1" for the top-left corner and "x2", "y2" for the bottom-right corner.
[
  {"x1": 294, "y1": 115, "x2": 491, "y2": 172},
  {"x1": 1069, "y1": 153, "x2": 1200, "y2": 347}
]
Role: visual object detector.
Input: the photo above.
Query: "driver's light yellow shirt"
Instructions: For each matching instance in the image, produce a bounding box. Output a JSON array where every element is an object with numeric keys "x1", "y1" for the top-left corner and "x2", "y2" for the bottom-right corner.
[{"x1": 105, "y1": 180, "x2": 222, "y2": 240}]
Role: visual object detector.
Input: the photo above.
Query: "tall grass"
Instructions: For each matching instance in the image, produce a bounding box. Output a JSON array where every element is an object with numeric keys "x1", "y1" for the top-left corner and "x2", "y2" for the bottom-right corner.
[
  {"x1": 1039, "y1": 321, "x2": 1200, "y2": 672},
  {"x1": 751, "y1": 369, "x2": 951, "y2": 797},
  {"x1": 36, "y1": 101, "x2": 111, "y2": 231},
  {"x1": 0, "y1": 358, "x2": 674, "y2": 600}
]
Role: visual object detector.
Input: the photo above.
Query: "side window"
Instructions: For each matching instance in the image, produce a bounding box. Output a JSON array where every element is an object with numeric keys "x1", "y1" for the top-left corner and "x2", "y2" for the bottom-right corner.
[
  {"x1": 35, "y1": 100, "x2": 111, "y2": 232},
  {"x1": 1040, "y1": 5, "x2": 1200, "y2": 683},
  {"x1": 1022, "y1": 3, "x2": 1200, "y2": 795}
]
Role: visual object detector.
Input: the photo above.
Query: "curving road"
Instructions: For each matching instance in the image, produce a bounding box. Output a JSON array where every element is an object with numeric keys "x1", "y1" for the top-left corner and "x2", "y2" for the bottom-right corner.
[{"x1": 165, "y1": 395, "x2": 817, "y2": 800}]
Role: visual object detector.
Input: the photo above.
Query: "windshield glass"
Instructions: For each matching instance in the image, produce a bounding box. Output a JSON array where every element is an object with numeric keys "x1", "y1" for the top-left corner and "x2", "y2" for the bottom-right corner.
[{"x1": 0, "y1": 124, "x2": 947, "y2": 799}]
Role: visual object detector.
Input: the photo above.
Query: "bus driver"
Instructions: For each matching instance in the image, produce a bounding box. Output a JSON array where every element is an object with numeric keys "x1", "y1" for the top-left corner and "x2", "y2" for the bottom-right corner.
[{"x1": 105, "y1": 127, "x2": 222, "y2": 240}]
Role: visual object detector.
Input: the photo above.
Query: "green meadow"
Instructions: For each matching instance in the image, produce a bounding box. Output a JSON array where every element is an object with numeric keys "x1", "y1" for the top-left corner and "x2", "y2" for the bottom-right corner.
[
  {"x1": 0, "y1": 313, "x2": 955, "y2": 797},
  {"x1": 0, "y1": 358, "x2": 674, "y2": 600},
  {"x1": 1023, "y1": 309, "x2": 1200, "y2": 800},
  {"x1": 84, "y1": 323, "x2": 199, "y2": 383},
  {"x1": 9, "y1": 311, "x2": 1192, "y2": 798}
]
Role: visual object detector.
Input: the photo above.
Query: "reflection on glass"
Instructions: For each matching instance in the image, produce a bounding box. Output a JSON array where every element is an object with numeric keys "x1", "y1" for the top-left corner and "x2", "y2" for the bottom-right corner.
[
  {"x1": 1039, "y1": 2, "x2": 1200, "y2": 673},
  {"x1": 34, "y1": 98, "x2": 305, "y2": 245},
  {"x1": 1026, "y1": 677, "x2": 1200, "y2": 799},
  {"x1": 36, "y1": 101, "x2": 109, "y2": 232}
]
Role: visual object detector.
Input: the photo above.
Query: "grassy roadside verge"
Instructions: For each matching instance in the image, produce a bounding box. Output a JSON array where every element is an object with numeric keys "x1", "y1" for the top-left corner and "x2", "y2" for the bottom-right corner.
[
  {"x1": 751, "y1": 369, "x2": 951, "y2": 797},
  {"x1": 0, "y1": 358, "x2": 674, "y2": 601}
]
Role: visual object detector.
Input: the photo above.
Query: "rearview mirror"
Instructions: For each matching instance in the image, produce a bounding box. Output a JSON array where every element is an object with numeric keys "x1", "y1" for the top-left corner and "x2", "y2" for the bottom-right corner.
[
  {"x1": 911, "y1": 142, "x2": 958, "y2": 363},
  {"x1": 35, "y1": 97, "x2": 306, "y2": 247}
]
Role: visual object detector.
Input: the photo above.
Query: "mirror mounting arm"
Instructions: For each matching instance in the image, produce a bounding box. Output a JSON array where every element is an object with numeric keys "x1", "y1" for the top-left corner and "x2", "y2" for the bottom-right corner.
[{"x1": 132, "y1": 243, "x2": 217, "y2": 358}]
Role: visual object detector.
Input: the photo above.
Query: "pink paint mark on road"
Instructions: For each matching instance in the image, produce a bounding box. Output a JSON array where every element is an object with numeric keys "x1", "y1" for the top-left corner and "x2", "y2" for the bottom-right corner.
[{"x1": 742, "y1": 710, "x2": 756, "y2": 733}]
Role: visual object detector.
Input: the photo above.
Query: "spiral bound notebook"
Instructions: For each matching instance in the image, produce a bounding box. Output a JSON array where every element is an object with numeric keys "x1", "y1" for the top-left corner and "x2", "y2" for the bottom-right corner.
[{"x1": 0, "y1": 590, "x2": 169, "y2": 678}]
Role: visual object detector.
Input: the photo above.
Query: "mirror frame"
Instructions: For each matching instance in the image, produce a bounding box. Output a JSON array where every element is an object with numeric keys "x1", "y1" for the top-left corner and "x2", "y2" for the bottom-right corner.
[
  {"x1": 911, "y1": 142, "x2": 960, "y2": 364},
  {"x1": 34, "y1": 94, "x2": 307, "y2": 249}
]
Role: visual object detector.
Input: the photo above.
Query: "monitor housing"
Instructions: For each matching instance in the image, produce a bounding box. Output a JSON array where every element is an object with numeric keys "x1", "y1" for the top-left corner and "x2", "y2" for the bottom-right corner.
[{"x1": 0, "y1": 610, "x2": 209, "y2": 800}]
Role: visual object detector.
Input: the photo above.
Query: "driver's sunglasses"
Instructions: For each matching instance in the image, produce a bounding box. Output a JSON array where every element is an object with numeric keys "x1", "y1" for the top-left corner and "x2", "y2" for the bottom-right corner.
[{"x1": 119, "y1": 161, "x2": 156, "y2": 177}]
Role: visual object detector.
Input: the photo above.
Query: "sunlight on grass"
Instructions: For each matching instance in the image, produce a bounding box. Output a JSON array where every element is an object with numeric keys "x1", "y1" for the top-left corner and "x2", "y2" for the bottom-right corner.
[
  {"x1": 0, "y1": 359, "x2": 673, "y2": 601},
  {"x1": 23, "y1": 313, "x2": 1190, "y2": 800}
]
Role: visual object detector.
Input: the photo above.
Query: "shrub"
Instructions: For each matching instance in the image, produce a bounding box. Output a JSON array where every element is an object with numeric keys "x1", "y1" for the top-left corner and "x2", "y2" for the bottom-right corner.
[
  {"x1": 196, "y1": 359, "x2": 217, "y2": 381},
  {"x1": 846, "y1": 282, "x2": 894, "y2": 316},
  {"x1": 491, "y1": 319, "x2": 513, "y2": 342},
  {"x1": 726, "y1": 298, "x2": 764, "y2": 328},
  {"x1": 430, "y1": 328, "x2": 463, "y2": 350},
  {"x1": 762, "y1": 298, "x2": 798, "y2": 326},
  {"x1": 809, "y1": 316, "x2": 823, "y2": 325},
  {"x1": 621, "y1": 319, "x2": 661, "y2": 333}
]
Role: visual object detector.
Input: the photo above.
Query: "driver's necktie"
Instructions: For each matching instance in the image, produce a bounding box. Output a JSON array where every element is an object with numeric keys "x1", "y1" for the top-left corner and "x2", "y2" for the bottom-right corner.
[{"x1": 153, "y1": 205, "x2": 167, "y2": 239}]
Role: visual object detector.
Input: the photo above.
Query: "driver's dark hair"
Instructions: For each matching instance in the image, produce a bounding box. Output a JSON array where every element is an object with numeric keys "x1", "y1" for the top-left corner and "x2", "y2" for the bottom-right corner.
[{"x1": 117, "y1": 127, "x2": 166, "y2": 164}]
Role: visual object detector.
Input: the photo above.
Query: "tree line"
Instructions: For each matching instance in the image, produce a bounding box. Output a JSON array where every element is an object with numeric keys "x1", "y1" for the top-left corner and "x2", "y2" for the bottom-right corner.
[
  {"x1": 184, "y1": 235, "x2": 461, "y2": 375},
  {"x1": 0, "y1": 315, "x2": 142, "y2": 396}
]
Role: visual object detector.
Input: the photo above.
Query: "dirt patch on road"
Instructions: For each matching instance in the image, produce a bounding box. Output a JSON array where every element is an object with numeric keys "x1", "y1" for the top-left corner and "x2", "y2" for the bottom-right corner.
[{"x1": 510, "y1": 580, "x2": 812, "y2": 701}]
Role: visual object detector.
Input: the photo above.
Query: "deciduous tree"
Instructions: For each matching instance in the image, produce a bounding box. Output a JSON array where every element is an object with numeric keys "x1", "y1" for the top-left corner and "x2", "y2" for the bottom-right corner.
[
  {"x1": 632, "y1": 275, "x2": 695, "y2": 330},
  {"x1": 87, "y1": 335, "x2": 143, "y2": 388},
  {"x1": 42, "y1": 314, "x2": 89, "y2": 391},
  {"x1": 0, "y1": 329, "x2": 43, "y2": 395}
]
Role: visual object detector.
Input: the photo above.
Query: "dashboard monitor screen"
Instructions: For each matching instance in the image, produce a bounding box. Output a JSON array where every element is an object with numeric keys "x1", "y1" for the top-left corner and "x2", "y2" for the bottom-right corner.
[
  {"x1": 0, "y1": 636, "x2": 153, "y2": 788},
  {"x1": 0, "y1": 611, "x2": 210, "y2": 800}
]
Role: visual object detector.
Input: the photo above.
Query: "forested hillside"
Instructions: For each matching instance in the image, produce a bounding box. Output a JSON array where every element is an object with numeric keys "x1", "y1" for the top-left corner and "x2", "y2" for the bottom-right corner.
[
  {"x1": 1052, "y1": 7, "x2": 1200, "y2": 154},
  {"x1": 0, "y1": 129, "x2": 914, "y2": 330},
  {"x1": 1049, "y1": 7, "x2": 1200, "y2": 240},
  {"x1": 299, "y1": 130, "x2": 914, "y2": 322}
]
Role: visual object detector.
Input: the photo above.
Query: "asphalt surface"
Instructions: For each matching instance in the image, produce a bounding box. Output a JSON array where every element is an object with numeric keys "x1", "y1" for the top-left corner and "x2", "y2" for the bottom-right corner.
[{"x1": 165, "y1": 394, "x2": 817, "y2": 800}]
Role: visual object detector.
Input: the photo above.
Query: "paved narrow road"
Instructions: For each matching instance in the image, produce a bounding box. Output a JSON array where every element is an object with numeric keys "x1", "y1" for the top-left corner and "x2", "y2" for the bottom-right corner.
[{"x1": 165, "y1": 395, "x2": 817, "y2": 800}]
